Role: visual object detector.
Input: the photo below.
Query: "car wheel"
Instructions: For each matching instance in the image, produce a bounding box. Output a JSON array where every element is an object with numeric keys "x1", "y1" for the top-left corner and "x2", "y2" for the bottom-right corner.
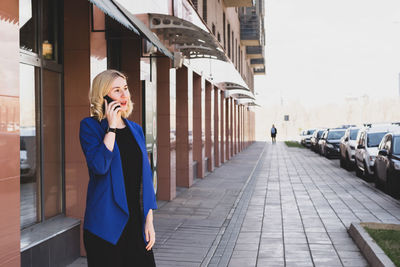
[
  {"x1": 374, "y1": 169, "x2": 382, "y2": 189},
  {"x1": 340, "y1": 156, "x2": 345, "y2": 168},
  {"x1": 345, "y1": 153, "x2": 353, "y2": 171},
  {"x1": 385, "y1": 171, "x2": 400, "y2": 198},
  {"x1": 363, "y1": 162, "x2": 372, "y2": 182},
  {"x1": 385, "y1": 171, "x2": 393, "y2": 196},
  {"x1": 355, "y1": 162, "x2": 363, "y2": 178}
]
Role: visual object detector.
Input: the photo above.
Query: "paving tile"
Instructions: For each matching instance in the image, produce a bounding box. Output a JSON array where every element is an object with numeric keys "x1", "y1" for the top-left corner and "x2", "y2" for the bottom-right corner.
[{"x1": 137, "y1": 143, "x2": 400, "y2": 266}]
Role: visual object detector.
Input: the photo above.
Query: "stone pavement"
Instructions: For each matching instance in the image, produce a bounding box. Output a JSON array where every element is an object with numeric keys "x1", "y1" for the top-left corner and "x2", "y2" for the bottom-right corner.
[{"x1": 69, "y1": 141, "x2": 400, "y2": 266}]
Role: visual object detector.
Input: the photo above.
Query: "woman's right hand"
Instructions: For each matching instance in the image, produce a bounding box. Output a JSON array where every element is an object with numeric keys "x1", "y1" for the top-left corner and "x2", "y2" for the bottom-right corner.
[{"x1": 104, "y1": 99, "x2": 121, "y2": 128}]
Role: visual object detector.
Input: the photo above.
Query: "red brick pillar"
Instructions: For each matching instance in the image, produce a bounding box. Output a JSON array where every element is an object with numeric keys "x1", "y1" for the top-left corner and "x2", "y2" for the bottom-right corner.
[
  {"x1": 214, "y1": 87, "x2": 220, "y2": 167},
  {"x1": 205, "y1": 82, "x2": 214, "y2": 172},
  {"x1": 233, "y1": 101, "x2": 237, "y2": 155},
  {"x1": 64, "y1": 0, "x2": 92, "y2": 256},
  {"x1": 156, "y1": 57, "x2": 176, "y2": 200},
  {"x1": 244, "y1": 107, "x2": 248, "y2": 148},
  {"x1": 238, "y1": 105, "x2": 240, "y2": 151},
  {"x1": 121, "y1": 39, "x2": 142, "y2": 125},
  {"x1": 193, "y1": 72, "x2": 204, "y2": 178},
  {"x1": 230, "y1": 98, "x2": 234, "y2": 157},
  {"x1": 225, "y1": 96, "x2": 230, "y2": 160},
  {"x1": 0, "y1": 1, "x2": 20, "y2": 265},
  {"x1": 176, "y1": 66, "x2": 193, "y2": 187},
  {"x1": 220, "y1": 90, "x2": 225, "y2": 163}
]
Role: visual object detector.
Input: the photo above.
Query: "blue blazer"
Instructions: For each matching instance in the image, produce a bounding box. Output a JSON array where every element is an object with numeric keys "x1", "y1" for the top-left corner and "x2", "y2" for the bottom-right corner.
[{"x1": 79, "y1": 117, "x2": 157, "y2": 245}]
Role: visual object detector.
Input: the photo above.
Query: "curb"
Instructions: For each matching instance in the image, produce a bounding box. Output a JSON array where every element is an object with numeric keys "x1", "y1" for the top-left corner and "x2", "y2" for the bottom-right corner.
[{"x1": 348, "y1": 222, "x2": 396, "y2": 267}]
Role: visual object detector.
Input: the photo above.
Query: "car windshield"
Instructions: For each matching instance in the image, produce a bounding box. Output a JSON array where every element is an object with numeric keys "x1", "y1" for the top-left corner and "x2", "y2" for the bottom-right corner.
[
  {"x1": 307, "y1": 130, "x2": 315, "y2": 135},
  {"x1": 350, "y1": 129, "x2": 359, "y2": 140},
  {"x1": 367, "y1": 132, "x2": 387, "y2": 147},
  {"x1": 393, "y1": 137, "x2": 400, "y2": 155},
  {"x1": 327, "y1": 130, "x2": 345, "y2": 140},
  {"x1": 317, "y1": 130, "x2": 325, "y2": 138}
]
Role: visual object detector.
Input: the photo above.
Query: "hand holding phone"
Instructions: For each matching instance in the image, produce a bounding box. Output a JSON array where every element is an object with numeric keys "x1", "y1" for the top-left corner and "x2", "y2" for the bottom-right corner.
[
  {"x1": 103, "y1": 95, "x2": 121, "y2": 128},
  {"x1": 103, "y1": 95, "x2": 120, "y2": 112}
]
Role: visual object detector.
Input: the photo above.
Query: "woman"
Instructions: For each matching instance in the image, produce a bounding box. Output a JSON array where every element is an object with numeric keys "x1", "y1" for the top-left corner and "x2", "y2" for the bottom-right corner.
[{"x1": 79, "y1": 69, "x2": 157, "y2": 266}]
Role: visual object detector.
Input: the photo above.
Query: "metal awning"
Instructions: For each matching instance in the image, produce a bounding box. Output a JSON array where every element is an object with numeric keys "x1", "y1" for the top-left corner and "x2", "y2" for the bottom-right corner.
[
  {"x1": 217, "y1": 82, "x2": 250, "y2": 91},
  {"x1": 218, "y1": 82, "x2": 255, "y2": 101},
  {"x1": 89, "y1": 0, "x2": 173, "y2": 59},
  {"x1": 225, "y1": 89, "x2": 255, "y2": 99},
  {"x1": 237, "y1": 98, "x2": 260, "y2": 106},
  {"x1": 149, "y1": 14, "x2": 228, "y2": 61}
]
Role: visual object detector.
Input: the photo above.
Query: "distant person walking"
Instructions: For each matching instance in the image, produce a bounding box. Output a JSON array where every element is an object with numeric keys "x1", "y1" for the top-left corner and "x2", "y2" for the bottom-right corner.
[{"x1": 271, "y1": 124, "x2": 277, "y2": 144}]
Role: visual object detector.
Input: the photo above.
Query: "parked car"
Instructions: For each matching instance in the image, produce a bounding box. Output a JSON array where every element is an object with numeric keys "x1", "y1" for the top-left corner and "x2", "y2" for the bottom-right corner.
[
  {"x1": 300, "y1": 129, "x2": 316, "y2": 147},
  {"x1": 375, "y1": 132, "x2": 400, "y2": 198},
  {"x1": 318, "y1": 130, "x2": 328, "y2": 155},
  {"x1": 310, "y1": 128, "x2": 327, "y2": 153},
  {"x1": 319, "y1": 129, "x2": 346, "y2": 158},
  {"x1": 339, "y1": 127, "x2": 360, "y2": 170},
  {"x1": 354, "y1": 125, "x2": 400, "y2": 179}
]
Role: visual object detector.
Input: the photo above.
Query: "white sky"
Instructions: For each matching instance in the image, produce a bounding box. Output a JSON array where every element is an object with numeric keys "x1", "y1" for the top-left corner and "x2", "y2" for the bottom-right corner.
[{"x1": 254, "y1": 0, "x2": 400, "y2": 106}]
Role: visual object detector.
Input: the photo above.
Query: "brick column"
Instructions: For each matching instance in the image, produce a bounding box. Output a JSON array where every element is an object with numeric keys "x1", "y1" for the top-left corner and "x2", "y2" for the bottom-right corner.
[
  {"x1": 0, "y1": 1, "x2": 20, "y2": 265},
  {"x1": 64, "y1": 0, "x2": 91, "y2": 256},
  {"x1": 230, "y1": 98, "x2": 233, "y2": 157},
  {"x1": 233, "y1": 100, "x2": 237, "y2": 155},
  {"x1": 220, "y1": 90, "x2": 225, "y2": 163},
  {"x1": 156, "y1": 57, "x2": 176, "y2": 200},
  {"x1": 205, "y1": 82, "x2": 213, "y2": 172},
  {"x1": 237, "y1": 104, "x2": 241, "y2": 153},
  {"x1": 214, "y1": 87, "x2": 220, "y2": 167},
  {"x1": 193, "y1": 72, "x2": 204, "y2": 178},
  {"x1": 176, "y1": 66, "x2": 193, "y2": 187},
  {"x1": 121, "y1": 39, "x2": 142, "y2": 125},
  {"x1": 225, "y1": 96, "x2": 230, "y2": 160}
]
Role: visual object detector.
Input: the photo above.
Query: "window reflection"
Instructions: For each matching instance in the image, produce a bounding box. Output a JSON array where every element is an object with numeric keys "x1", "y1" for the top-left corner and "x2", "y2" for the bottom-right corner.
[
  {"x1": 42, "y1": 0, "x2": 57, "y2": 61},
  {"x1": 19, "y1": 0, "x2": 37, "y2": 53},
  {"x1": 20, "y1": 63, "x2": 40, "y2": 228},
  {"x1": 42, "y1": 70, "x2": 62, "y2": 219}
]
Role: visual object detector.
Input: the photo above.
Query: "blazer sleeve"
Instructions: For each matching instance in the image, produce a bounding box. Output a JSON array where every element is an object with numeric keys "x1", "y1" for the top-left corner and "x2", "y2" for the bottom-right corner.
[{"x1": 79, "y1": 118, "x2": 115, "y2": 175}]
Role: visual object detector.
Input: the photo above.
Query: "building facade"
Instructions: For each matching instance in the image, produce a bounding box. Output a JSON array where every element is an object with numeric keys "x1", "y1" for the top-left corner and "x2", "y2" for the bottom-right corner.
[{"x1": 0, "y1": 0, "x2": 264, "y2": 266}]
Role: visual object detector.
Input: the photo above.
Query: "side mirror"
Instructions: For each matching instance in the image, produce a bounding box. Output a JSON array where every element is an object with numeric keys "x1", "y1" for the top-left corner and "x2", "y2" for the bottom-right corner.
[
  {"x1": 345, "y1": 137, "x2": 349, "y2": 142},
  {"x1": 378, "y1": 150, "x2": 388, "y2": 156},
  {"x1": 357, "y1": 144, "x2": 365, "y2": 149}
]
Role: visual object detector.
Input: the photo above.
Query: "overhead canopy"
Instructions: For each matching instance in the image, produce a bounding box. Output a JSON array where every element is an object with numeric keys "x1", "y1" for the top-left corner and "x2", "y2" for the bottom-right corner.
[
  {"x1": 149, "y1": 14, "x2": 228, "y2": 61},
  {"x1": 217, "y1": 82, "x2": 250, "y2": 91},
  {"x1": 89, "y1": 0, "x2": 173, "y2": 59},
  {"x1": 237, "y1": 98, "x2": 260, "y2": 106},
  {"x1": 225, "y1": 89, "x2": 255, "y2": 100}
]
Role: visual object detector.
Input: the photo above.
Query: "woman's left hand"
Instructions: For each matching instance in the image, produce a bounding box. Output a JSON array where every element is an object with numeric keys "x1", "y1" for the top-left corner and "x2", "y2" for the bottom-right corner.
[{"x1": 145, "y1": 210, "x2": 155, "y2": 251}]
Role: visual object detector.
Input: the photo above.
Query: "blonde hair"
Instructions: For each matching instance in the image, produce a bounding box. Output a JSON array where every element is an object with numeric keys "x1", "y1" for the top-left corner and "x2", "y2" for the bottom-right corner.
[{"x1": 89, "y1": 69, "x2": 133, "y2": 121}]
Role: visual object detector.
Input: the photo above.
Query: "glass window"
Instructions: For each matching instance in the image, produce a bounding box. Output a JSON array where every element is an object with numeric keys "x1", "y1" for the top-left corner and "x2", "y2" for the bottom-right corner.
[
  {"x1": 393, "y1": 137, "x2": 400, "y2": 155},
  {"x1": 20, "y1": 63, "x2": 40, "y2": 228},
  {"x1": 367, "y1": 132, "x2": 387, "y2": 147},
  {"x1": 317, "y1": 130, "x2": 324, "y2": 138},
  {"x1": 43, "y1": 70, "x2": 63, "y2": 218},
  {"x1": 327, "y1": 130, "x2": 345, "y2": 140},
  {"x1": 307, "y1": 129, "x2": 315, "y2": 135},
  {"x1": 42, "y1": 0, "x2": 58, "y2": 61},
  {"x1": 20, "y1": 0, "x2": 38, "y2": 53},
  {"x1": 350, "y1": 129, "x2": 359, "y2": 140},
  {"x1": 19, "y1": 0, "x2": 63, "y2": 228}
]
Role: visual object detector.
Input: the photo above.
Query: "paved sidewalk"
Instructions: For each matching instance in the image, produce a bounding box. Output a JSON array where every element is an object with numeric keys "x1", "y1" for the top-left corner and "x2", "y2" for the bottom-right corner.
[{"x1": 70, "y1": 142, "x2": 400, "y2": 266}]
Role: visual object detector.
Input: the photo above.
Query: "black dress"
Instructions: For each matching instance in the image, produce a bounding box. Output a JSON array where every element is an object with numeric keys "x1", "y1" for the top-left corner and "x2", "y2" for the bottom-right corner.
[{"x1": 84, "y1": 127, "x2": 156, "y2": 267}]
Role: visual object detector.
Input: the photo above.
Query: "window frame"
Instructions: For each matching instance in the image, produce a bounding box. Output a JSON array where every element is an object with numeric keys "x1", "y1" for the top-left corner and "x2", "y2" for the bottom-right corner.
[{"x1": 19, "y1": 0, "x2": 65, "y2": 228}]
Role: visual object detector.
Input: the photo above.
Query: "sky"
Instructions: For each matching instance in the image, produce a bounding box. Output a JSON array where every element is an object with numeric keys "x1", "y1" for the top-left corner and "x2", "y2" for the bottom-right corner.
[
  {"x1": 254, "y1": 0, "x2": 400, "y2": 106},
  {"x1": 253, "y1": 0, "x2": 400, "y2": 140}
]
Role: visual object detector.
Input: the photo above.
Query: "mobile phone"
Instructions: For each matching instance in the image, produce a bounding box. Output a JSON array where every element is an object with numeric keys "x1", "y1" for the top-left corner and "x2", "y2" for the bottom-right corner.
[{"x1": 103, "y1": 95, "x2": 120, "y2": 112}]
